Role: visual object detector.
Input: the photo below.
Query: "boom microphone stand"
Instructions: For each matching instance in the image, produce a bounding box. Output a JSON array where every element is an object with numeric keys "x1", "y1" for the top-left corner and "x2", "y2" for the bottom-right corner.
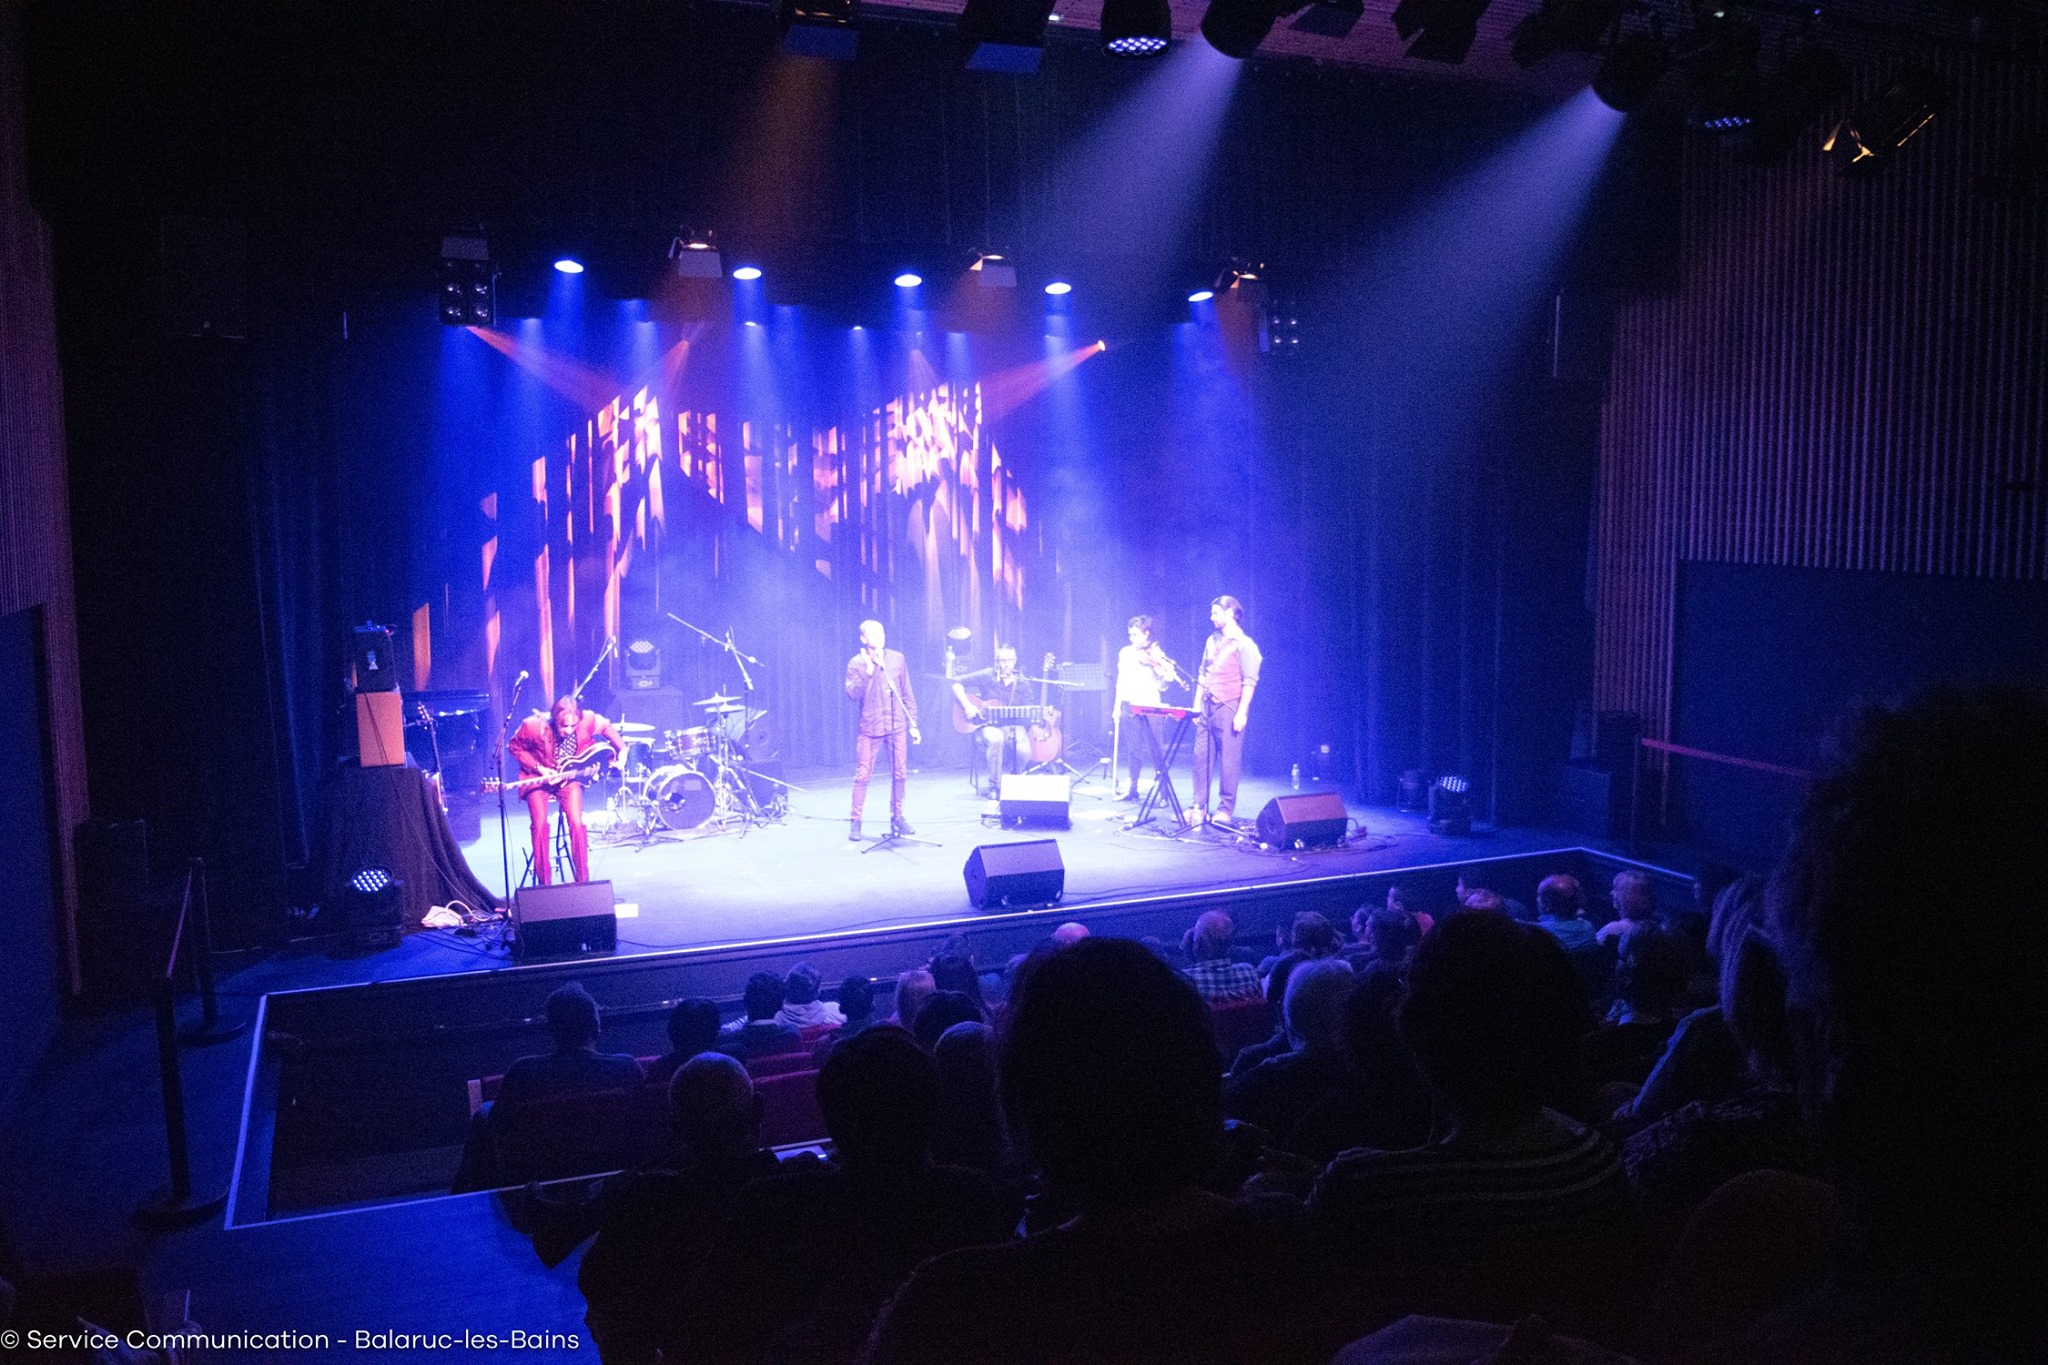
[{"x1": 495, "y1": 669, "x2": 530, "y2": 906}]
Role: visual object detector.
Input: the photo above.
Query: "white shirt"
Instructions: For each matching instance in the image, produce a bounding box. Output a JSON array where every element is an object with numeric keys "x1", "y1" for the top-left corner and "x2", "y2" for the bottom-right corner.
[{"x1": 1116, "y1": 643, "x2": 1167, "y2": 710}]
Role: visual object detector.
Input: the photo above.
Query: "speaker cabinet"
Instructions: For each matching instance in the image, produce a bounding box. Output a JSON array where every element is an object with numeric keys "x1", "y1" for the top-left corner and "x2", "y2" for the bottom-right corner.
[
  {"x1": 356, "y1": 691, "x2": 407, "y2": 767},
  {"x1": 964, "y1": 840, "x2": 1065, "y2": 911},
  {"x1": 1254, "y1": 792, "x2": 1350, "y2": 848},
  {"x1": 997, "y1": 773, "x2": 1071, "y2": 829},
  {"x1": 513, "y1": 880, "x2": 618, "y2": 960}
]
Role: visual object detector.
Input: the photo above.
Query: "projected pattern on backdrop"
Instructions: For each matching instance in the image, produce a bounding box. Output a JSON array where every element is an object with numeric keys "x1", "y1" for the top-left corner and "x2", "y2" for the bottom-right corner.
[{"x1": 494, "y1": 378, "x2": 1039, "y2": 710}]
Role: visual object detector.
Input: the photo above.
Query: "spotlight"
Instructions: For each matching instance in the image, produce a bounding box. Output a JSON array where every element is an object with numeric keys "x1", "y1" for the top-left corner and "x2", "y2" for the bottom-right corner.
[
  {"x1": 1390, "y1": 0, "x2": 1494, "y2": 64},
  {"x1": 1044, "y1": 280, "x2": 1072, "y2": 296},
  {"x1": 1101, "y1": 0, "x2": 1171, "y2": 56},
  {"x1": 624, "y1": 638, "x2": 661, "y2": 689},
  {"x1": 670, "y1": 228, "x2": 723, "y2": 279},
  {"x1": 1188, "y1": 288, "x2": 1215, "y2": 303},
  {"x1": 1592, "y1": 32, "x2": 1671, "y2": 112},
  {"x1": 1823, "y1": 68, "x2": 1949, "y2": 177},
  {"x1": 553, "y1": 258, "x2": 585, "y2": 275},
  {"x1": 732, "y1": 265, "x2": 764, "y2": 281},
  {"x1": 959, "y1": 0, "x2": 1056, "y2": 71},
  {"x1": 778, "y1": 0, "x2": 860, "y2": 59},
  {"x1": 343, "y1": 865, "x2": 404, "y2": 951},
  {"x1": 894, "y1": 271, "x2": 923, "y2": 288},
  {"x1": 1509, "y1": 0, "x2": 1621, "y2": 68},
  {"x1": 971, "y1": 253, "x2": 1018, "y2": 288},
  {"x1": 1734, "y1": 46, "x2": 1848, "y2": 166},
  {"x1": 1201, "y1": 0, "x2": 1284, "y2": 59},
  {"x1": 437, "y1": 235, "x2": 494, "y2": 327},
  {"x1": 1680, "y1": 14, "x2": 1761, "y2": 133},
  {"x1": 1427, "y1": 774, "x2": 1473, "y2": 836}
]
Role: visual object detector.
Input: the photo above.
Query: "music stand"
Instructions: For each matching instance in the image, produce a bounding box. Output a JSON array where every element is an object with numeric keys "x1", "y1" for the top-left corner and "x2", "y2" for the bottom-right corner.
[{"x1": 1125, "y1": 707, "x2": 1196, "y2": 838}]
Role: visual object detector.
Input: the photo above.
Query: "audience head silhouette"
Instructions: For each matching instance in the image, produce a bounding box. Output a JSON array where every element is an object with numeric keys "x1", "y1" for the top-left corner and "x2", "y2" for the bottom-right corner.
[
  {"x1": 666, "y1": 998, "x2": 721, "y2": 1057},
  {"x1": 741, "y1": 971, "x2": 783, "y2": 1022},
  {"x1": 545, "y1": 983, "x2": 602, "y2": 1051},
  {"x1": 816, "y1": 1025, "x2": 938, "y2": 1175},
  {"x1": 668, "y1": 1053, "x2": 760, "y2": 1159}
]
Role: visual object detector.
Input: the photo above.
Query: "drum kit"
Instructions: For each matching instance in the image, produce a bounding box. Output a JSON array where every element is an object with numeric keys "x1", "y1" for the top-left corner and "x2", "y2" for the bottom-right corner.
[{"x1": 601, "y1": 691, "x2": 793, "y2": 842}]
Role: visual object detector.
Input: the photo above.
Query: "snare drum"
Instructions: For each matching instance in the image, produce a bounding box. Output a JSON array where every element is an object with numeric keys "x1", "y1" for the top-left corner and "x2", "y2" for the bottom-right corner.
[
  {"x1": 649, "y1": 764, "x2": 715, "y2": 830},
  {"x1": 662, "y1": 726, "x2": 710, "y2": 760}
]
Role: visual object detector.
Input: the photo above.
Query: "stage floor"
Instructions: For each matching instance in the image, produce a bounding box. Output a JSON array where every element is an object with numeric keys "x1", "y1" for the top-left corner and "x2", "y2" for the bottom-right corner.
[{"x1": 443, "y1": 764, "x2": 1589, "y2": 957}]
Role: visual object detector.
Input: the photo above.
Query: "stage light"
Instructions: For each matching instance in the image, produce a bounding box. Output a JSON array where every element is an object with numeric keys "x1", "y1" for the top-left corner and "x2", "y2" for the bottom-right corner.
[
  {"x1": 778, "y1": 0, "x2": 860, "y2": 59},
  {"x1": 1188, "y1": 288, "x2": 1215, "y2": 302},
  {"x1": 553, "y1": 258, "x2": 585, "y2": 275},
  {"x1": 1734, "y1": 46, "x2": 1848, "y2": 167},
  {"x1": 1509, "y1": 0, "x2": 1621, "y2": 67},
  {"x1": 1680, "y1": 14, "x2": 1760, "y2": 132},
  {"x1": 437, "y1": 235, "x2": 494, "y2": 327},
  {"x1": 1427, "y1": 775, "x2": 1473, "y2": 836},
  {"x1": 1823, "y1": 68, "x2": 1948, "y2": 177},
  {"x1": 732, "y1": 265, "x2": 763, "y2": 281},
  {"x1": 1592, "y1": 32, "x2": 1671, "y2": 112},
  {"x1": 894, "y1": 271, "x2": 923, "y2": 288},
  {"x1": 1044, "y1": 280, "x2": 1072, "y2": 296},
  {"x1": 343, "y1": 865, "x2": 404, "y2": 951},
  {"x1": 1200, "y1": 0, "x2": 1283, "y2": 59},
  {"x1": 971, "y1": 252, "x2": 1018, "y2": 288},
  {"x1": 1101, "y1": 0, "x2": 1171, "y2": 56},
  {"x1": 624, "y1": 638, "x2": 661, "y2": 689},
  {"x1": 1391, "y1": 0, "x2": 1494, "y2": 64},
  {"x1": 670, "y1": 228, "x2": 723, "y2": 279},
  {"x1": 959, "y1": 0, "x2": 1057, "y2": 71}
]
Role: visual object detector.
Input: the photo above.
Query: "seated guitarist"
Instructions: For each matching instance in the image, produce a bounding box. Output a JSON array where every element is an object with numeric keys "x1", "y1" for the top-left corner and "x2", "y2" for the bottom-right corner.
[
  {"x1": 508, "y1": 694, "x2": 620, "y2": 884},
  {"x1": 951, "y1": 644, "x2": 1034, "y2": 797}
]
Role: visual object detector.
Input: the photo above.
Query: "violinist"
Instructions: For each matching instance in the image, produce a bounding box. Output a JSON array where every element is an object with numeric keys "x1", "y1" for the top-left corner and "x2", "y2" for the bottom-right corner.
[{"x1": 1113, "y1": 615, "x2": 1184, "y2": 801}]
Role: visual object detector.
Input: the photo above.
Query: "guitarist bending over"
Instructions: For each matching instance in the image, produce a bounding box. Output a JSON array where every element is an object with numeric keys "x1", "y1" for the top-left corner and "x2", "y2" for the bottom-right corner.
[{"x1": 508, "y1": 695, "x2": 620, "y2": 884}]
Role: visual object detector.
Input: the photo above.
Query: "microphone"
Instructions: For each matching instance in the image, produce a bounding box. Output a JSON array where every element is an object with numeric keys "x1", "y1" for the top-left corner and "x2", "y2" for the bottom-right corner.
[{"x1": 514, "y1": 669, "x2": 530, "y2": 685}]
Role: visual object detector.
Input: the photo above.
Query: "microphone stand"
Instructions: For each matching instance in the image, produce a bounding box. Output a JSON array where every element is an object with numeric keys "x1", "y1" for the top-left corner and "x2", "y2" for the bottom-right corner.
[
  {"x1": 864, "y1": 650, "x2": 937, "y2": 854},
  {"x1": 666, "y1": 612, "x2": 762, "y2": 696},
  {"x1": 496, "y1": 672, "x2": 529, "y2": 906},
  {"x1": 571, "y1": 637, "x2": 616, "y2": 701}
]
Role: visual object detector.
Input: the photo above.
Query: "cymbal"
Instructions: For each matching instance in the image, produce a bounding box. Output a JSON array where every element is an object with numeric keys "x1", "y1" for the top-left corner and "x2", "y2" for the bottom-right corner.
[
  {"x1": 614, "y1": 721, "x2": 657, "y2": 735},
  {"x1": 701, "y1": 703, "x2": 748, "y2": 715},
  {"x1": 695, "y1": 692, "x2": 745, "y2": 707}
]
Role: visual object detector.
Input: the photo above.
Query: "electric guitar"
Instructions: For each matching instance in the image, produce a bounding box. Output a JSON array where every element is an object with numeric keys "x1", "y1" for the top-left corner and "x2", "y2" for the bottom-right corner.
[{"x1": 483, "y1": 741, "x2": 617, "y2": 796}]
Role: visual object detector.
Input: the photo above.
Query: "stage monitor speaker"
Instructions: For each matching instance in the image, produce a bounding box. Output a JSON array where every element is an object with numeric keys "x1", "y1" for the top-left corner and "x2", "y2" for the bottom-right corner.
[
  {"x1": 513, "y1": 880, "x2": 618, "y2": 961},
  {"x1": 1255, "y1": 792, "x2": 1350, "y2": 849},
  {"x1": 998, "y1": 773, "x2": 1071, "y2": 829},
  {"x1": 964, "y1": 840, "x2": 1065, "y2": 911},
  {"x1": 356, "y1": 691, "x2": 406, "y2": 767}
]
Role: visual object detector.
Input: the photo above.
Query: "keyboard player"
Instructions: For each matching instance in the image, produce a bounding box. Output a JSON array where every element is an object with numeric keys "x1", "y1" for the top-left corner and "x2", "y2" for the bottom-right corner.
[{"x1": 951, "y1": 644, "x2": 1035, "y2": 796}]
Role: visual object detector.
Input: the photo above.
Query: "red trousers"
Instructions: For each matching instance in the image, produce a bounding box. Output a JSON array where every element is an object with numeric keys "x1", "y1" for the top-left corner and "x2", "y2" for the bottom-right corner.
[
  {"x1": 851, "y1": 729, "x2": 909, "y2": 821},
  {"x1": 525, "y1": 782, "x2": 589, "y2": 884}
]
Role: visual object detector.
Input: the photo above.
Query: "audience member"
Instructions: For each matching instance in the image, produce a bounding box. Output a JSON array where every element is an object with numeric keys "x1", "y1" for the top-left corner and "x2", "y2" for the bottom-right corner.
[
  {"x1": 1229, "y1": 951, "x2": 1306, "y2": 1076},
  {"x1": 578, "y1": 1055, "x2": 782, "y2": 1365},
  {"x1": 775, "y1": 962, "x2": 845, "y2": 1031},
  {"x1": 1532, "y1": 874, "x2": 1595, "y2": 951},
  {"x1": 1386, "y1": 883, "x2": 1434, "y2": 938},
  {"x1": 1667, "y1": 689, "x2": 2048, "y2": 1362},
  {"x1": 891, "y1": 968, "x2": 935, "y2": 1031},
  {"x1": 1050, "y1": 921, "x2": 1090, "y2": 946},
  {"x1": 1183, "y1": 910, "x2": 1261, "y2": 1002},
  {"x1": 648, "y1": 998, "x2": 725, "y2": 1086},
  {"x1": 927, "y1": 951, "x2": 987, "y2": 1014},
  {"x1": 1290, "y1": 910, "x2": 1343, "y2": 960},
  {"x1": 678, "y1": 1027, "x2": 1015, "y2": 1365},
  {"x1": 866, "y1": 937, "x2": 1346, "y2": 1365},
  {"x1": 928, "y1": 1022, "x2": 1015, "y2": 1182},
  {"x1": 1223, "y1": 958, "x2": 1354, "y2": 1141},
  {"x1": 1581, "y1": 923, "x2": 1687, "y2": 1086},
  {"x1": 1595, "y1": 869, "x2": 1657, "y2": 945},
  {"x1": 1285, "y1": 962, "x2": 1432, "y2": 1162},
  {"x1": 1456, "y1": 866, "x2": 1530, "y2": 921},
  {"x1": 496, "y1": 983, "x2": 645, "y2": 1111},
  {"x1": 1611, "y1": 876, "x2": 1764, "y2": 1128},
  {"x1": 1310, "y1": 913, "x2": 1633, "y2": 1338},
  {"x1": 716, "y1": 971, "x2": 802, "y2": 1059},
  {"x1": 814, "y1": 976, "x2": 876, "y2": 1061},
  {"x1": 911, "y1": 989, "x2": 983, "y2": 1051},
  {"x1": 1459, "y1": 888, "x2": 1508, "y2": 915}
]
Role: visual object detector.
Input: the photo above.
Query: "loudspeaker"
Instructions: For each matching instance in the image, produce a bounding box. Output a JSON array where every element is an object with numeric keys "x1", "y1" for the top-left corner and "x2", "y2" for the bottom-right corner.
[
  {"x1": 356, "y1": 691, "x2": 407, "y2": 767},
  {"x1": 997, "y1": 773, "x2": 1071, "y2": 829},
  {"x1": 964, "y1": 840, "x2": 1065, "y2": 910},
  {"x1": 352, "y1": 623, "x2": 398, "y2": 693},
  {"x1": 1555, "y1": 763, "x2": 1623, "y2": 838},
  {"x1": 513, "y1": 880, "x2": 618, "y2": 960},
  {"x1": 1255, "y1": 792, "x2": 1350, "y2": 849}
]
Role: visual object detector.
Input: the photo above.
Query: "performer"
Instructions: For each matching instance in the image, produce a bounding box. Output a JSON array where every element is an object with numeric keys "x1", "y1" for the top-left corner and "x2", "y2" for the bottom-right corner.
[
  {"x1": 951, "y1": 643, "x2": 1034, "y2": 797},
  {"x1": 507, "y1": 694, "x2": 621, "y2": 884},
  {"x1": 1191, "y1": 595, "x2": 1262, "y2": 828},
  {"x1": 1114, "y1": 614, "x2": 1181, "y2": 801},
  {"x1": 845, "y1": 619, "x2": 921, "y2": 840}
]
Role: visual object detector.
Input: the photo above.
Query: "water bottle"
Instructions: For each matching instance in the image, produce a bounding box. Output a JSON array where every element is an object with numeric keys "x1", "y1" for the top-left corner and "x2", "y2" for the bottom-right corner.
[{"x1": 1290, "y1": 763, "x2": 1301, "y2": 790}]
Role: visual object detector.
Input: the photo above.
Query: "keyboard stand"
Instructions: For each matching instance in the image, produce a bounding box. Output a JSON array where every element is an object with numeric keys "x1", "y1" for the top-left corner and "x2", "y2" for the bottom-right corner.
[{"x1": 1125, "y1": 711, "x2": 1195, "y2": 838}]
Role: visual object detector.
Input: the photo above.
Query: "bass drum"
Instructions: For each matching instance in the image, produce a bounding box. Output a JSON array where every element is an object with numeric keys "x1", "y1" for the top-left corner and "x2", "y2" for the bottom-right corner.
[{"x1": 649, "y1": 764, "x2": 716, "y2": 830}]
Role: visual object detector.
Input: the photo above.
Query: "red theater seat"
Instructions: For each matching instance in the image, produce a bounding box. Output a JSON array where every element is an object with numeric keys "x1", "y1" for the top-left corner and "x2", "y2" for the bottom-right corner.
[
  {"x1": 492, "y1": 1087, "x2": 643, "y2": 1184},
  {"x1": 755, "y1": 1069, "x2": 828, "y2": 1146},
  {"x1": 746, "y1": 1050, "x2": 818, "y2": 1079},
  {"x1": 798, "y1": 1023, "x2": 835, "y2": 1046},
  {"x1": 1209, "y1": 995, "x2": 1276, "y2": 1062}
]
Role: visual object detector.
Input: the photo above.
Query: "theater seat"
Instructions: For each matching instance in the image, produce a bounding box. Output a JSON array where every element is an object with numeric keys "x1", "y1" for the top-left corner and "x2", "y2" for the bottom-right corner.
[
  {"x1": 798, "y1": 1023, "x2": 835, "y2": 1046},
  {"x1": 492, "y1": 1087, "x2": 643, "y2": 1184},
  {"x1": 746, "y1": 1050, "x2": 818, "y2": 1079},
  {"x1": 1209, "y1": 995, "x2": 1276, "y2": 1063},
  {"x1": 755, "y1": 1069, "x2": 828, "y2": 1146}
]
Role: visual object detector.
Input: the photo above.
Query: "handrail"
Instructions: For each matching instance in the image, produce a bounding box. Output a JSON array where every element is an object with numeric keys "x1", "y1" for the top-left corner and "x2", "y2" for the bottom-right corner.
[
  {"x1": 1638, "y1": 736, "x2": 1816, "y2": 781},
  {"x1": 137, "y1": 858, "x2": 233, "y2": 1229}
]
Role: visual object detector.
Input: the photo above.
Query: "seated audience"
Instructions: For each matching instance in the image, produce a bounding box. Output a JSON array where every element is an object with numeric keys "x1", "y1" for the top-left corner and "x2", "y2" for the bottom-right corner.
[
  {"x1": 814, "y1": 976, "x2": 876, "y2": 1061},
  {"x1": 775, "y1": 962, "x2": 846, "y2": 1031},
  {"x1": 928, "y1": 1022, "x2": 1016, "y2": 1183},
  {"x1": 1049, "y1": 921, "x2": 1090, "y2": 946},
  {"x1": 1223, "y1": 958, "x2": 1354, "y2": 1141},
  {"x1": 1285, "y1": 962, "x2": 1433, "y2": 1162},
  {"x1": 1595, "y1": 868, "x2": 1657, "y2": 945},
  {"x1": 716, "y1": 971, "x2": 802, "y2": 1059},
  {"x1": 1385, "y1": 883, "x2": 1434, "y2": 938},
  {"x1": 1532, "y1": 873, "x2": 1596, "y2": 951},
  {"x1": 1257, "y1": 911, "x2": 1342, "y2": 975},
  {"x1": 496, "y1": 983, "x2": 645, "y2": 1111},
  {"x1": 1458, "y1": 888, "x2": 1508, "y2": 914},
  {"x1": 1666, "y1": 688, "x2": 2048, "y2": 1361},
  {"x1": 1456, "y1": 866, "x2": 1530, "y2": 921},
  {"x1": 1229, "y1": 951, "x2": 1306, "y2": 1076},
  {"x1": 648, "y1": 997, "x2": 724, "y2": 1086},
  {"x1": 578, "y1": 1055, "x2": 784, "y2": 1365},
  {"x1": 910, "y1": 989, "x2": 983, "y2": 1050},
  {"x1": 678, "y1": 1027, "x2": 1015, "y2": 1365},
  {"x1": 1183, "y1": 909, "x2": 1261, "y2": 1002},
  {"x1": 1309, "y1": 912, "x2": 1634, "y2": 1339},
  {"x1": 890, "y1": 968, "x2": 935, "y2": 1030},
  {"x1": 1581, "y1": 923, "x2": 1687, "y2": 1086},
  {"x1": 927, "y1": 950, "x2": 987, "y2": 1014},
  {"x1": 865, "y1": 937, "x2": 1348, "y2": 1365},
  {"x1": 1344, "y1": 904, "x2": 1420, "y2": 972}
]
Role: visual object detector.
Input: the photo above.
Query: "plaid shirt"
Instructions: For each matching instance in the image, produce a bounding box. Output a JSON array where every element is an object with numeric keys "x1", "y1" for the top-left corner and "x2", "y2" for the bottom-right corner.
[{"x1": 1184, "y1": 958, "x2": 1262, "y2": 1003}]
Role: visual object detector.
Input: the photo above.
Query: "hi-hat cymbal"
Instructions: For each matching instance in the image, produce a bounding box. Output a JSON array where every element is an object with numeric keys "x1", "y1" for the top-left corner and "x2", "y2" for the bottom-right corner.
[
  {"x1": 695, "y1": 691, "x2": 745, "y2": 707},
  {"x1": 614, "y1": 721, "x2": 657, "y2": 735},
  {"x1": 701, "y1": 703, "x2": 748, "y2": 715}
]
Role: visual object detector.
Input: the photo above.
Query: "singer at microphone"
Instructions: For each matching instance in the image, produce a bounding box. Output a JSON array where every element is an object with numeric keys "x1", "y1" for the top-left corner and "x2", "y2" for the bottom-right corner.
[{"x1": 844, "y1": 619, "x2": 919, "y2": 841}]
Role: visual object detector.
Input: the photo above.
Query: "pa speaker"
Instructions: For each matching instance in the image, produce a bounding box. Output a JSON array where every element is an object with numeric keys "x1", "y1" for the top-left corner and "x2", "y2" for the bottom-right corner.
[
  {"x1": 352, "y1": 623, "x2": 399, "y2": 693},
  {"x1": 513, "y1": 880, "x2": 618, "y2": 961},
  {"x1": 1255, "y1": 792, "x2": 1350, "y2": 849},
  {"x1": 998, "y1": 773, "x2": 1071, "y2": 829},
  {"x1": 964, "y1": 840, "x2": 1065, "y2": 911}
]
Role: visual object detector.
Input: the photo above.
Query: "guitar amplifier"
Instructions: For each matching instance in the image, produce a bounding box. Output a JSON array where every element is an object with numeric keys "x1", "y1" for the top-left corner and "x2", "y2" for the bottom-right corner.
[
  {"x1": 356, "y1": 691, "x2": 407, "y2": 767},
  {"x1": 513, "y1": 880, "x2": 618, "y2": 961}
]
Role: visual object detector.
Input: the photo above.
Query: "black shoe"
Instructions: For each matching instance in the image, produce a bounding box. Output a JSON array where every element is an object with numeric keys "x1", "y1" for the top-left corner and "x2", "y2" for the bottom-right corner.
[
  {"x1": 892, "y1": 817, "x2": 917, "y2": 837},
  {"x1": 1118, "y1": 788, "x2": 1141, "y2": 803},
  {"x1": 849, "y1": 820, "x2": 863, "y2": 841}
]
